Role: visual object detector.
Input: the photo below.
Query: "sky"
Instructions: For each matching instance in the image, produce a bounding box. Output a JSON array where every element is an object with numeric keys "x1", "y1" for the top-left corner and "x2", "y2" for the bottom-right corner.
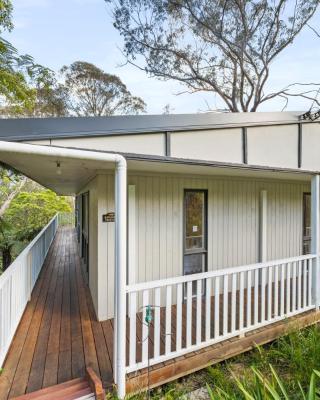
[{"x1": 4, "y1": 0, "x2": 320, "y2": 115}]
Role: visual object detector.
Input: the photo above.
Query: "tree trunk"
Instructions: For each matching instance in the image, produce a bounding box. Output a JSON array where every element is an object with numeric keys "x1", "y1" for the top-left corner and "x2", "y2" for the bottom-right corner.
[
  {"x1": 2, "y1": 247, "x2": 12, "y2": 271},
  {"x1": 0, "y1": 177, "x2": 27, "y2": 218}
]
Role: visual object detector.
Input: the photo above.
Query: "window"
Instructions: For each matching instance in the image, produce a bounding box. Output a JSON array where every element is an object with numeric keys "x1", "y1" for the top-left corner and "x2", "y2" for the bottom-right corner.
[
  {"x1": 303, "y1": 193, "x2": 311, "y2": 255},
  {"x1": 183, "y1": 190, "x2": 207, "y2": 294}
]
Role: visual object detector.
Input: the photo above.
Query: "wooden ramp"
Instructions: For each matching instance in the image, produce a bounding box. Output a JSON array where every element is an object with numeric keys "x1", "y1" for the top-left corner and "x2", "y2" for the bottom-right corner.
[
  {"x1": 1, "y1": 227, "x2": 320, "y2": 399},
  {"x1": 10, "y1": 368, "x2": 104, "y2": 400},
  {"x1": 11, "y1": 378, "x2": 94, "y2": 400}
]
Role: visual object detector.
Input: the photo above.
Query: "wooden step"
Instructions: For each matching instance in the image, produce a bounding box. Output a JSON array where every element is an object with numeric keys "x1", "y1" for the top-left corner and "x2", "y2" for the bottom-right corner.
[{"x1": 11, "y1": 368, "x2": 104, "y2": 400}]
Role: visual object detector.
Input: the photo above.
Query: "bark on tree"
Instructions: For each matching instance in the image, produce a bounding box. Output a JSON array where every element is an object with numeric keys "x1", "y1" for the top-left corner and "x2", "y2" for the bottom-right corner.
[{"x1": 0, "y1": 177, "x2": 27, "y2": 218}]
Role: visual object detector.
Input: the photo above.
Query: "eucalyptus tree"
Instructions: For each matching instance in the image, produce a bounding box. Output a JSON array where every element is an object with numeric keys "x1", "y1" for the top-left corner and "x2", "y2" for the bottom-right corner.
[
  {"x1": 60, "y1": 61, "x2": 146, "y2": 116},
  {"x1": 107, "y1": 0, "x2": 320, "y2": 111}
]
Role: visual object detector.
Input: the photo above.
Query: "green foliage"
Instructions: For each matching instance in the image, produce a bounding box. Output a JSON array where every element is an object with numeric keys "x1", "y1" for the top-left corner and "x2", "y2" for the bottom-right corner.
[
  {"x1": 1, "y1": 68, "x2": 69, "y2": 117},
  {"x1": 5, "y1": 189, "x2": 71, "y2": 241},
  {"x1": 0, "y1": 0, "x2": 52, "y2": 112},
  {"x1": 0, "y1": 181, "x2": 72, "y2": 272},
  {"x1": 0, "y1": 0, "x2": 13, "y2": 33}
]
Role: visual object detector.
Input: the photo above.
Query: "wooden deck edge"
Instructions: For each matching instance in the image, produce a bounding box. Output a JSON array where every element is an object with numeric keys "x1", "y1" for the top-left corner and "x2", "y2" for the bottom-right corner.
[
  {"x1": 126, "y1": 310, "x2": 320, "y2": 394},
  {"x1": 86, "y1": 368, "x2": 105, "y2": 400}
]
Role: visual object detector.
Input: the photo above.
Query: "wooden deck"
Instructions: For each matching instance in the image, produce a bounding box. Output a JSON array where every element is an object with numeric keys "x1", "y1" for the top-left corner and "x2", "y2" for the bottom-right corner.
[
  {"x1": 0, "y1": 228, "x2": 114, "y2": 400},
  {"x1": 1, "y1": 227, "x2": 320, "y2": 399}
]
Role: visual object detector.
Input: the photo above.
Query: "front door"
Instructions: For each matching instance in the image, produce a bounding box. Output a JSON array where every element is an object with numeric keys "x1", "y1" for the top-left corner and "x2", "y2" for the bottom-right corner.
[{"x1": 183, "y1": 189, "x2": 207, "y2": 294}]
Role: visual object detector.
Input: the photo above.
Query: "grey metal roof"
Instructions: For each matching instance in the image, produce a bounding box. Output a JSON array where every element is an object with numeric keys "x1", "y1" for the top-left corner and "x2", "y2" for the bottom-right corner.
[{"x1": 0, "y1": 111, "x2": 305, "y2": 142}]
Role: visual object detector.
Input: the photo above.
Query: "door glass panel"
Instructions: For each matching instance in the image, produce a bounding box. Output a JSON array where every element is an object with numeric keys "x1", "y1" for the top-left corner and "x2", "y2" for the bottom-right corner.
[
  {"x1": 183, "y1": 253, "x2": 204, "y2": 276},
  {"x1": 184, "y1": 253, "x2": 205, "y2": 295},
  {"x1": 185, "y1": 191, "x2": 205, "y2": 250}
]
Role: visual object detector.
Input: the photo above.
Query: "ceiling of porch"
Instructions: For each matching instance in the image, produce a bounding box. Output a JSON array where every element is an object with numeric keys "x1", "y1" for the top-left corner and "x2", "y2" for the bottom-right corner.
[{"x1": 0, "y1": 147, "x2": 115, "y2": 195}]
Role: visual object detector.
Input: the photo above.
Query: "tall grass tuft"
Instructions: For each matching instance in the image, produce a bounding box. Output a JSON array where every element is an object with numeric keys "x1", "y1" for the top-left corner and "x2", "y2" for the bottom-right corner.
[
  {"x1": 205, "y1": 324, "x2": 320, "y2": 399},
  {"x1": 207, "y1": 365, "x2": 320, "y2": 400}
]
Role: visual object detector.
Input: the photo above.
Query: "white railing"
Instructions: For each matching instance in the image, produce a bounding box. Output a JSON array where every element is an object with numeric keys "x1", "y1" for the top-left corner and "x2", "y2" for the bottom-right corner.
[
  {"x1": 0, "y1": 214, "x2": 58, "y2": 366},
  {"x1": 126, "y1": 254, "x2": 316, "y2": 373},
  {"x1": 58, "y1": 211, "x2": 75, "y2": 227}
]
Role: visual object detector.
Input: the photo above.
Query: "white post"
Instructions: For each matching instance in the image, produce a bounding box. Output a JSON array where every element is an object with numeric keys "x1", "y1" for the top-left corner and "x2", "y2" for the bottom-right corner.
[
  {"x1": 128, "y1": 185, "x2": 136, "y2": 286},
  {"x1": 113, "y1": 173, "x2": 118, "y2": 385},
  {"x1": 311, "y1": 175, "x2": 320, "y2": 309},
  {"x1": 259, "y1": 190, "x2": 267, "y2": 263},
  {"x1": 115, "y1": 159, "x2": 127, "y2": 399}
]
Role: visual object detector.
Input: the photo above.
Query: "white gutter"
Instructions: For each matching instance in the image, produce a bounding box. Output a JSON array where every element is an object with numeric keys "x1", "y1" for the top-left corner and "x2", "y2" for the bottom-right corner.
[{"x1": 0, "y1": 141, "x2": 127, "y2": 399}]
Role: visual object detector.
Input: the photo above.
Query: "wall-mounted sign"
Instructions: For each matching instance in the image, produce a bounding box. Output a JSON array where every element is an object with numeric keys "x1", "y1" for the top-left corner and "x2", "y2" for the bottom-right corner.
[{"x1": 103, "y1": 212, "x2": 115, "y2": 222}]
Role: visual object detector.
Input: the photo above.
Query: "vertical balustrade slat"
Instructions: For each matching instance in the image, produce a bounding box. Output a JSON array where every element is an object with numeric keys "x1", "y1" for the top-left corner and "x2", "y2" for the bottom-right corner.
[
  {"x1": 280, "y1": 264, "x2": 285, "y2": 316},
  {"x1": 254, "y1": 269, "x2": 259, "y2": 325},
  {"x1": 292, "y1": 262, "x2": 297, "y2": 312},
  {"x1": 286, "y1": 263, "x2": 291, "y2": 314},
  {"x1": 154, "y1": 288, "x2": 161, "y2": 359},
  {"x1": 205, "y1": 278, "x2": 211, "y2": 341},
  {"x1": 223, "y1": 274, "x2": 228, "y2": 335},
  {"x1": 129, "y1": 292, "x2": 137, "y2": 366},
  {"x1": 176, "y1": 284, "x2": 182, "y2": 352},
  {"x1": 214, "y1": 276, "x2": 220, "y2": 338},
  {"x1": 267, "y1": 266, "x2": 272, "y2": 321},
  {"x1": 297, "y1": 261, "x2": 302, "y2": 311},
  {"x1": 196, "y1": 280, "x2": 202, "y2": 345},
  {"x1": 308, "y1": 259, "x2": 312, "y2": 306},
  {"x1": 274, "y1": 265, "x2": 279, "y2": 318},
  {"x1": 186, "y1": 281, "x2": 192, "y2": 347},
  {"x1": 303, "y1": 259, "x2": 307, "y2": 309},
  {"x1": 142, "y1": 290, "x2": 149, "y2": 363},
  {"x1": 247, "y1": 270, "x2": 251, "y2": 328},
  {"x1": 165, "y1": 285, "x2": 172, "y2": 354},
  {"x1": 231, "y1": 273, "x2": 237, "y2": 332},
  {"x1": 261, "y1": 267, "x2": 266, "y2": 323},
  {"x1": 237, "y1": 271, "x2": 243, "y2": 332}
]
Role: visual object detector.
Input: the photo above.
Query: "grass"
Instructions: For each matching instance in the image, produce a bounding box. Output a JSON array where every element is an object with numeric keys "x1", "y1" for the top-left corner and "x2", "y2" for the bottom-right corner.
[{"x1": 118, "y1": 324, "x2": 320, "y2": 399}]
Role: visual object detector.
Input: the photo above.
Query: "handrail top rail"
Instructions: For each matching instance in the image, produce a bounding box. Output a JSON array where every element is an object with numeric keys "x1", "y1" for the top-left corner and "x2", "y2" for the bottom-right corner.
[
  {"x1": 0, "y1": 213, "x2": 58, "y2": 284},
  {"x1": 126, "y1": 253, "x2": 317, "y2": 293}
]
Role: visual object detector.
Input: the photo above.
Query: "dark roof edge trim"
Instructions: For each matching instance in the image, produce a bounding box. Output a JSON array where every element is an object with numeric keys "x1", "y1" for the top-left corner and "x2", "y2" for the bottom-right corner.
[{"x1": 1, "y1": 120, "x2": 319, "y2": 143}]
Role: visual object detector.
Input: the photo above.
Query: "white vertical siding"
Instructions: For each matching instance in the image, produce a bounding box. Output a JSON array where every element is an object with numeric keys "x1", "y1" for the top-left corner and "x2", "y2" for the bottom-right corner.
[{"x1": 96, "y1": 173, "x2": 309, "y2": 319}]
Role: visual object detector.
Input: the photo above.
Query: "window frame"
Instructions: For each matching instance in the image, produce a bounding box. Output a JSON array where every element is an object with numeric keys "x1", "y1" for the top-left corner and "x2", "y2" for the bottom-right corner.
[{"x1": 183, "y1": 189, "x2": 208, "y2": 274}]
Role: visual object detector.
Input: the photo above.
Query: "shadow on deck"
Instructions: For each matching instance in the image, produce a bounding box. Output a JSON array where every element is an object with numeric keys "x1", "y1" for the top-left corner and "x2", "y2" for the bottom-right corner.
[{"x1": 1, "y1": 228, "x2": 320, "y2": 399}]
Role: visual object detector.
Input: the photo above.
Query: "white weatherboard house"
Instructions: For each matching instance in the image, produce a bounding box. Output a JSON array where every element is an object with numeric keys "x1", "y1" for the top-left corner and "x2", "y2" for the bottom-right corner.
[{"x1": 1, "y1": 111, "x2": 320, "y2": 398}]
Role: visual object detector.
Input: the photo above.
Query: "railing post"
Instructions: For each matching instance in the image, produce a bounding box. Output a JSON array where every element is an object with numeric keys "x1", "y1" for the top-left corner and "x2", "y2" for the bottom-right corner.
[
  {"x1": 114, "y1": 158, "x2": 127, "y2": 399},
  {"x1": 311, "y1": 175, "x2": 320, "y2": 309},
  {"x1": 27, "y1": 251, "x2": 32, "y2": 301}
]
